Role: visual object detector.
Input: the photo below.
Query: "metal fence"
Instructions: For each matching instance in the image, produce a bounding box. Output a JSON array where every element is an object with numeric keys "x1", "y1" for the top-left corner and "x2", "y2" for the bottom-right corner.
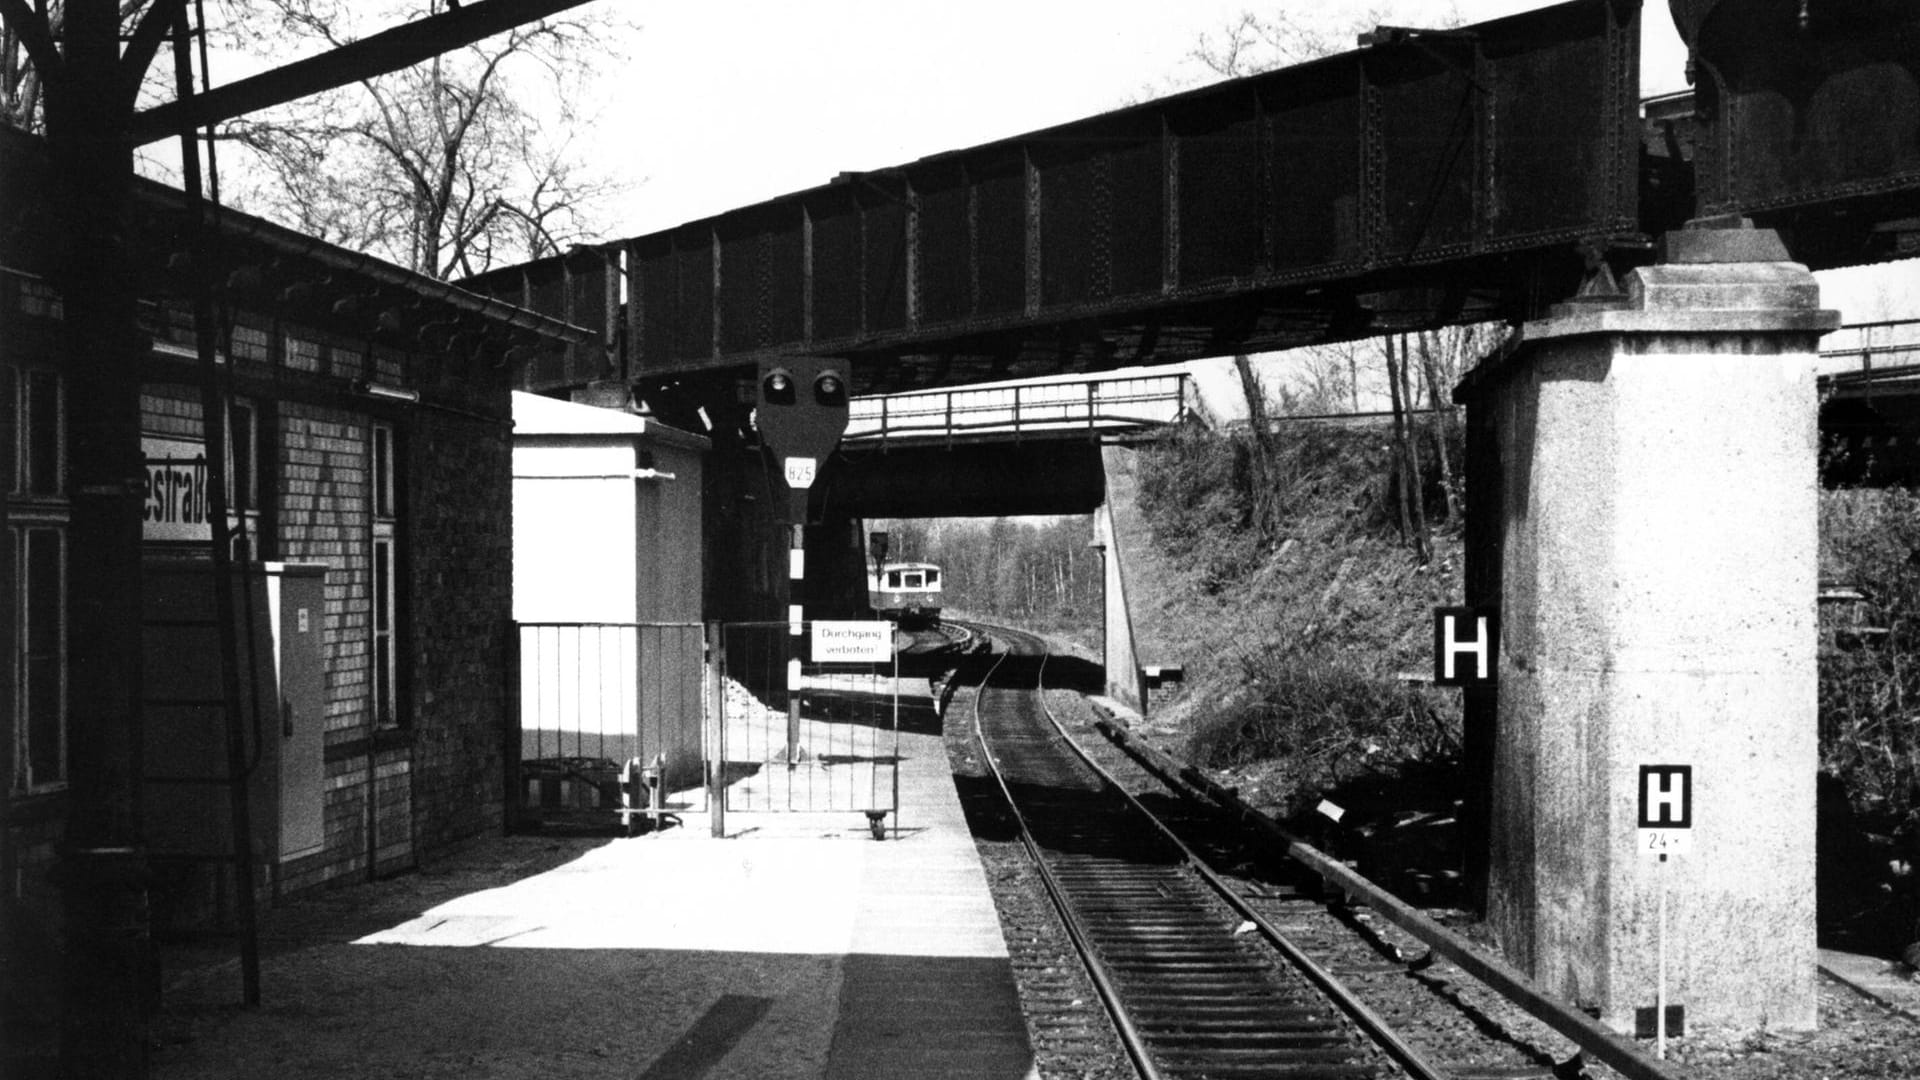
[
  {"x1": 513, "y1": 620, "x2": 904, "y2": 837},
  {"x1": 516, "y1": 622, "x2": 706, "y2": 830},
  {"x1": 714, "y1": 622, "x2": 900, "y2": 831}
]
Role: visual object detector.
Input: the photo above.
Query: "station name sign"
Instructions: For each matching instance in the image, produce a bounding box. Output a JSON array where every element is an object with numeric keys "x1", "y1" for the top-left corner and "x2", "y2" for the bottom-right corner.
[{"x1": 144, "y1": 435, "x2": 211, "y2": 542}]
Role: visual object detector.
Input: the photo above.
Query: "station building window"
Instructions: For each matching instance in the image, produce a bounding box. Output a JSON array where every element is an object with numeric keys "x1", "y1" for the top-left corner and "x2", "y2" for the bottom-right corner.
[
  {"x1": 8, "y1": 366, "x2": 68, "y2": 793},
  {"x1": 370, "y1": 421, "x2": 403, "y2": 728},
  {"x1": 227, "y1": 398, "x2": 261, "y2": 560}
]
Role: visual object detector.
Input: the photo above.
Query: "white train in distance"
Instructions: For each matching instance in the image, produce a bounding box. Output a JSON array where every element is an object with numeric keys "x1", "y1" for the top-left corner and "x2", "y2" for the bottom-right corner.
[{"x1": 868, "y1": 561, "x2": 943, "y2": 628}]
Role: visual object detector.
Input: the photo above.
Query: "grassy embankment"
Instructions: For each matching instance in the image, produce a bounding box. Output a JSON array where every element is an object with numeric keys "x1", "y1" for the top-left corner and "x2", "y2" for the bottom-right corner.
[{"x1": 1108, "y1": 417, "x2": 1465, "y2": 883}]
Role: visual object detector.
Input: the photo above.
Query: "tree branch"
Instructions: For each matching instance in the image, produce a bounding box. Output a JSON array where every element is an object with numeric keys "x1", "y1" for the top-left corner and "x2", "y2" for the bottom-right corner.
[
  {"x1": 121, "y1": 0, "x2": 185, "y2": 103},
  {"x1": 0, "y1": 0, "x2": 60, "y2": 82}
]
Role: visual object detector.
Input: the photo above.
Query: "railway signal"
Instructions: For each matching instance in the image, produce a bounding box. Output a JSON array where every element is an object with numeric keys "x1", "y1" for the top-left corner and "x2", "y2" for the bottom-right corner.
[
  {"x1": 756, "y1": 358, "x2": 850, "y2": 524},
  {"x1": 756, "y1": 358, "x2": 852, "y2": 764},
  {"x1": 762, "y1": 367, "x2": 797, "y2": 406}
]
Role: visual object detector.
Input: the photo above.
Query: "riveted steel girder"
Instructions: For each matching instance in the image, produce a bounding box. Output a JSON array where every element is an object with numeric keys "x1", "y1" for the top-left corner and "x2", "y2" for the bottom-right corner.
[
  {"x1": 1670, "y1": 0, "x2": 1920, "y2": 240},
  {"x1": 471, "y1": 0, "x2": 1645, "y2": 409}
]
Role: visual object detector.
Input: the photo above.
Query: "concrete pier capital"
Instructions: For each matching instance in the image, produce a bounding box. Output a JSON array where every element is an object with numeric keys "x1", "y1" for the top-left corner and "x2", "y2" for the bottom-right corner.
[{"x1": 1522, "y1": 227, "x2": 1838, "y2": 348}]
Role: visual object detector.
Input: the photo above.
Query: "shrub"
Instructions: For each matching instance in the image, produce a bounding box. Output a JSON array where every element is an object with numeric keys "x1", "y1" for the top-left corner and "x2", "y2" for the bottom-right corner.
[
  {"x1": 1131, "y1": 424, "x2": 1261, "y2": 591},
  {"x1": 1820, "y1": 486, "x2": 1920, "y2": 825},
  {"x1": 1185, "y1": 643, "x2": 1457, "y2": 815},
  {"x1": 1126, "y1": 414, "x2": 1468, "y2": 812}
]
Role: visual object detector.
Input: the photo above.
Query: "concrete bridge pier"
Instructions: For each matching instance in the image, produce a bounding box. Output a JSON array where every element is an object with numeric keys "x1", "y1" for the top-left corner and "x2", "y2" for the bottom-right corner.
[{"x1": 1458, "y1": 225, "x2": 1838, "y2": 1035}]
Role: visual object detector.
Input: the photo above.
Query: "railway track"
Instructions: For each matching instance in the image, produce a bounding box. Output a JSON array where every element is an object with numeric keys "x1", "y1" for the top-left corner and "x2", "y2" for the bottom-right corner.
[
  {"x1": 899, "y1": 620, "x2": 974, "y2": 655},
  {"x1": 948, "y1": 622, "x2": 1691, "y2": 1080},
  {"x1": 962, "y1": 623, "x2": 1445, "y2": 1080}
]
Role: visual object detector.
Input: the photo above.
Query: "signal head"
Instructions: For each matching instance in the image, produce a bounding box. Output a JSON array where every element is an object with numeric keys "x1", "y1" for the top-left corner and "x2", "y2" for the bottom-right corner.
[
  {"x1": 813, "y1": 370, "x2": 848, "y2": 407},
  {"x1": 762, "y1": 368, "x2": 796, "y2": 406}
]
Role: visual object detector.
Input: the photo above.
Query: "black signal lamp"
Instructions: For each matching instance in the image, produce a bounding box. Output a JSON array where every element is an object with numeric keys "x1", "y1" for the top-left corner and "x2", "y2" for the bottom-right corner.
[
  {"x1": 763, "y1": 368, "x2": 796, "y2": 406},
  {"x1": 813, "y1": 370, "x2": 847, "y2": 407}
]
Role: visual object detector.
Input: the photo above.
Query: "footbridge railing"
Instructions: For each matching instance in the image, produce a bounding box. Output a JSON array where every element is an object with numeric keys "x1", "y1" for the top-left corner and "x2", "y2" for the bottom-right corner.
[
  {"x1": 1819, "y1": 318, "x2": 1920, "y2": 387},
  {"x1": 844, "y1": 372, "x2": 1191, "y2": 449}
]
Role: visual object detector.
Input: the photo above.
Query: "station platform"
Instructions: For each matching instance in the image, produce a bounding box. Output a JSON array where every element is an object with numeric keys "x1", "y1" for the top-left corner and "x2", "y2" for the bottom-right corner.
[{"x1": 152, "y1": 680, "x2": 1036, "y2": 1080}]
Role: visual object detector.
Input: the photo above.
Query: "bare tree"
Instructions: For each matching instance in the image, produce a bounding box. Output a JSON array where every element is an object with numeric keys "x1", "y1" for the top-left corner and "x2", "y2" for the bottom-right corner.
[
  {"x1": 1235, "y1": 354, "x2": 1280, "y2": 541},
  {"x1": 207, "y1": 0, "x2": 632, "y2": 279},
  {"x1": 1173, "y1": 3, "x2": 1425, "y2": 86},
  {"x1": 1189, "y1": 10, "x2": 1359, "y2": 79},
  {"x1": 3, "y1": 2, "x2": 159, "y2": 132},
  {"x1": 1384, "y1": 333, "x2": 1430, "y2": 560},
  {"x1": 5, "y1": 2, "x2": 628, "y2": 278},
  {"x1": 0, "y1": 4, "x2": 51, "y2": 130},
  {"x1": 1280, "y1": 342, "x2": 1366, "y2": 416}
]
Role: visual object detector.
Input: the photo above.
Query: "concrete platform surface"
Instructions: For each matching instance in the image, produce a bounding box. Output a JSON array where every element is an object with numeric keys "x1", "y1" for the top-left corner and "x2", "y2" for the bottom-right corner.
[{"x1": 152, "y1": 712, "x2": 1036, "y2": 1080}]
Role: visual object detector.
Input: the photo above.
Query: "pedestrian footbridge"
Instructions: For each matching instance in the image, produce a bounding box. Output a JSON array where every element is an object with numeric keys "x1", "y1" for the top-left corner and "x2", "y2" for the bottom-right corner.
[
  {"x1": 828, "y1": 372, "x2": 1194, "y2": 518},
  {"x1": 844, "y1": 371, "x2": 1194, "y2": 448}
]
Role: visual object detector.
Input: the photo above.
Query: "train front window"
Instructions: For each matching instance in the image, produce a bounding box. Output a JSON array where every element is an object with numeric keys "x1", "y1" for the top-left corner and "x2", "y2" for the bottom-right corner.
[
  {"x1": 887, "y1": 571, "x2": 901, "y2": 588},
  {"x1": 903, "y1": 572, "x2": 923, "y2": 588},
  {"x1": 925, "y1": 569, "x2": 939, "y2": 586}
]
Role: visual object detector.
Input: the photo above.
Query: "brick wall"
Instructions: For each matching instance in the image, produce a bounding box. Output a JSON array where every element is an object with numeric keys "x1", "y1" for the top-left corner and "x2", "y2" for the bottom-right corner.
[
  {"x1": 281, "y1": 405, "x2": 374, "y2": 742},
  {"x1": 13, "y1": 343, "x2": 509, "y2": 922},
  {"x1": 129, "y1": 357, "x2": 518, "y2": 901},
  {"x1": 278, "y1": 402, "x2": 401, "y2": 889}
]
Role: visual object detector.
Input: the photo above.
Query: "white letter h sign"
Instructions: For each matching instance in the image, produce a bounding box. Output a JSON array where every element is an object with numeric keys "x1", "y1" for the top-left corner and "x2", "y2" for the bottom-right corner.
[
  {"x1": 1637, "y1": 765, "x2": 1692, "y2": 829},
  {"x1": 1432, "y1": 607, "x2": 1498, "y2": 687}
]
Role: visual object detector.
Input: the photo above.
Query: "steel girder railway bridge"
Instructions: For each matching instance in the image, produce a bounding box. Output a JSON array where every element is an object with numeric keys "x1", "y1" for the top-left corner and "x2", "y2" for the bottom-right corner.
[{"x1": 467, "y1": 0, "x2": 1920, "y2": 441}]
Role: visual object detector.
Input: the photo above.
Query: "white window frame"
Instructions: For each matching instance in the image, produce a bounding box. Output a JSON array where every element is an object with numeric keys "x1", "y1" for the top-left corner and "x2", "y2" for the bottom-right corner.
[
  {"x1": 13, "y1": 524, "x2": 68, "y2": 793},
  {"x1": 226, "y1": 397, "x2": 260, "y2": 560},
  {"x1": 10, "y1": 365, "x2": 69, "y2": 794},
  {"x1": 371, "y1": 422, "x2": 400, "y2": 728},
  {"x1": 13, "y1": 366, "x2": 64, "y2": 499}
]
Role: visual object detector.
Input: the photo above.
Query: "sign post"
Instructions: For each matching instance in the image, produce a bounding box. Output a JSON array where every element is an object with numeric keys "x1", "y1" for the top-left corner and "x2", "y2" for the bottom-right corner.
[{"x1": 1637, "y1": 764, "x2": 1693, "y2": 1058}]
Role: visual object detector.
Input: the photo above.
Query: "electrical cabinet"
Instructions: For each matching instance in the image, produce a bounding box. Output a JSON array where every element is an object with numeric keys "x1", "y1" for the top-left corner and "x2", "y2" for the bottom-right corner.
[
  {"x1": 142, "y1": 560, "x2": 328, "y2": 865},
  {"x1": 271, "y1": 564, "x2": 327, "y2": 861}
]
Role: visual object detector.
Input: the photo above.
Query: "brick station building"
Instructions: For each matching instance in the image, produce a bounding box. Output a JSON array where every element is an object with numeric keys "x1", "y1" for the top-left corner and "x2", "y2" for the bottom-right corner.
[{"x1": 1, "y1": 124, "x2": 590, "y2": 1034}]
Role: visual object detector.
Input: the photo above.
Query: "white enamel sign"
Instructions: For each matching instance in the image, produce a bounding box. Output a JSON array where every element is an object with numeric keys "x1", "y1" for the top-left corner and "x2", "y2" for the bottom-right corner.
[
  {"x1": 784, "y1": 456, "x2": 817, "y2": 488},
  {"x1": 810, "y1": 621, "x2": 894, "y2": 663}
]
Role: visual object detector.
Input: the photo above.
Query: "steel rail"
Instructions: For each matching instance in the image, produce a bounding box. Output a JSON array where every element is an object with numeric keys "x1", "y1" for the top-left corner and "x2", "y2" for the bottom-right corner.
[
  {"x1": 966, "y1": 636, "x2": 1167, "y2": 1080},
  {"x1": 1086, "y1": 698, "x2": 1688, "y2": 1080},
  {"x1": 998, "y1": 628, "x2": 1450, "y2": 1080}
]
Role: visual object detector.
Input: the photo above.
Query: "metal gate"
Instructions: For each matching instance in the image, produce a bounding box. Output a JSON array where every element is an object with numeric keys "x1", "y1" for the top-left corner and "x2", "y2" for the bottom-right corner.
[
  {"x1": 516, "y1": 622, "x2": 707, "y2": 832},
  {"x1": 515, "y1": 620, "x2": 902, "y2": 837},
  {"x1": 713, "y1": 621, "x2": 900, "y2": 837}
]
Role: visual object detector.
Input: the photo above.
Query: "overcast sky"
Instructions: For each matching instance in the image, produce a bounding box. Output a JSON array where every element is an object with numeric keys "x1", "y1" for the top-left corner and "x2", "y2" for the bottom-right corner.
[{"x1": 588, "y1": 0, "x2": 1692, "y2": 239}]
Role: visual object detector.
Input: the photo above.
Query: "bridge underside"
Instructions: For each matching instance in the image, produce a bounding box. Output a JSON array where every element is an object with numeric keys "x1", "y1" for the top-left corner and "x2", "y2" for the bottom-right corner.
[
  {"x1": 1821, "y1": 381, "x2": 1920, "y2": 487},
  {"x1": 822, "y1": 438, "x2": 1108, "y2": 519}
]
